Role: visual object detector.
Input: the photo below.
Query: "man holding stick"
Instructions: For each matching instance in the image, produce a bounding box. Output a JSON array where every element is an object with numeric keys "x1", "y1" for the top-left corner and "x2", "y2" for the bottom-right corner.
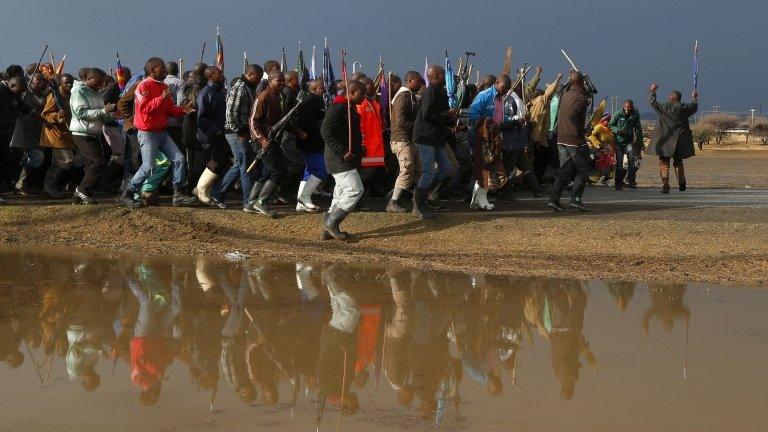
[{"x1": 648, "y1": 84, "x2": 698, "y2": 193}]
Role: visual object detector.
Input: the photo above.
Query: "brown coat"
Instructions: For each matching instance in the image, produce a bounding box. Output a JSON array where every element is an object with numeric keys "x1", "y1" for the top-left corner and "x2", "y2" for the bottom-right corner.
[
  {"x1": 556, "y1": 86, "x2": 590, "y2": 146},
  {"x1": 117, "y1": 82, "x2": 139, "y2": 132},
  {"x1": 39, "y1": 90, "x2": 74, "y2": 149},
  {"x1": 473, "y1": 118, "x2": 507, "y2": 190},
  {"x1": 528, "y1": 79, "x2": 560, "y2": 147}
]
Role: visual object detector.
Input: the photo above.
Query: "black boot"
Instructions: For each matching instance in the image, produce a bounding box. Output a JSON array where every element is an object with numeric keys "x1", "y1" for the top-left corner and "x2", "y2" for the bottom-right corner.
[
  {"x1": 548, "y1": 178, "x2": 566, "y2": 211},
  {"x1": 247, "y1": 180, "x2": 277, "y2": 217},
  {"x1": 117, "y1": 187, "x2": 144, "y2": 208},
  {"x1": 524, "y1": 171, "x2": 549, "y2": 198},
  {"x1": 323, "y1": 206, "x2": 350, "y2": 240},
  {"x1": 244, "y1": 181, "x2": 264, "y2": 213},
  {"x1": 43, "y1": 166, "x2": 66, "y2": 199},
  {"x1": 412, "y1": 187, "x2": 436, "y2": 219},
  {"x1": 172, "y1": 187, "x2": 197, "y2": 206},
  {"x1": 569, "y1": 180, "x2": 590, "y2": 211}
]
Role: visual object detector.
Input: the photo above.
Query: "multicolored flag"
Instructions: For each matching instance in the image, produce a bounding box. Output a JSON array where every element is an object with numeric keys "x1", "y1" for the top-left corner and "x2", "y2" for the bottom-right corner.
[
  {"x1": 310, "y1": 45, "x2": 316, "y2": 80},
  {"x1": 445, "y1": 51, "x2": 456, "y2": 108},
  {"x1": 215, "y1": 27, "x2": 224, "y2": 73},
  {"x1": 692, "y1": 40, "x2": 699, "y2": 92},
  {"x1": 116, "y1": 53, "x2": 127, "y2": 91},
  {"x1": 280, "y1": 46, "x2": 288, "y2": 73}
]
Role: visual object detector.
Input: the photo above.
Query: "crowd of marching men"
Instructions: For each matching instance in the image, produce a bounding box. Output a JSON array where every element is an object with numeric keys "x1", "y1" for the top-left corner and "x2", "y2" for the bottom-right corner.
[{"x1": 0, "y1": 50, "x2": 698, "y2": 239}]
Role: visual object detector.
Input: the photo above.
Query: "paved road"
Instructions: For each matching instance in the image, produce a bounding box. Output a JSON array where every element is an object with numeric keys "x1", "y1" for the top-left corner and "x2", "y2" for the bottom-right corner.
[{"x1": 517, "y1": 186, "x2": 768, "y2": 207}]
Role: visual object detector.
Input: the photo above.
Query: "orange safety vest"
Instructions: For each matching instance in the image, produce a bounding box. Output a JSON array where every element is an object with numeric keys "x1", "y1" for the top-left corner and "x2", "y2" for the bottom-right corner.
[{"x1": 357, "y1": 98, "x2": 385, "y2": 167}]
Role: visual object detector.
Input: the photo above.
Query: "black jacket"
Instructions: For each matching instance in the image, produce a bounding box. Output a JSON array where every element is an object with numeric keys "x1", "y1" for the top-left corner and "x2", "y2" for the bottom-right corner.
[
  {"x1": 321, "y1": 97, "x2": 362, "y2": 174},
  {"x1": 0, "y1": 82, "x2": 31, "y2": 139},
  {"x1": 295, "y1": 92, "x2": 325, "y2": 153},
  {"x1": 196, "y1": 82, "x2": 227, "y2": 144},
  {"x1": 412, "y1": 85, "x2": 450, "y2": 146}
]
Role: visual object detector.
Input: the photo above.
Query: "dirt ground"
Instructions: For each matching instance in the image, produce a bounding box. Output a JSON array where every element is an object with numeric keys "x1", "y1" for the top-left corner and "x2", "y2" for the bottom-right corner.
[{"x1": 2, "y1": 150, "x2": 768, "y2": 286}]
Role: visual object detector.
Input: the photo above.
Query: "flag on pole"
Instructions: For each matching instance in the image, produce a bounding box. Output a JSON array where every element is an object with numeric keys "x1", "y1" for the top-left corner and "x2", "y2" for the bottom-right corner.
[
  {"x1": 215, "y1": 27, "x2": 224, "y2": 73},
  {"x1": 280, "y1": 46, "x2": 288, "y2": 73},
  {"x1": 445, "y1": 51, "x2": 456, "y2": 108},
  {"x1": 297, "y1": 42, "x2": 310, "y2": 91},
  {"x1": 116, "y1": 53, "x2": 127, "y2": 91},
  {"x1": 310, "y1": 45, "x2": 316, "y2": 80},
  {"x1": 424, "y1": 57, "x2": 429, "y2": 87},
  {"x1": 54, "y1": 54, "x2": 66, "y2": 75},
  {"x1": 692, "y1": 40, "x2": 699, "y2": 92},
  {"x1": 322, "y1": 38, "x2": 335, "y2": 106}
]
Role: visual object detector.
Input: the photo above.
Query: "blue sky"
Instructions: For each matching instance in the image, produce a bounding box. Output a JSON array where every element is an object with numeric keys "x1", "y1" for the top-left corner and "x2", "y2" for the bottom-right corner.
[{"x1": 1, "y1": 0, "x2": 765, "y2": 114}]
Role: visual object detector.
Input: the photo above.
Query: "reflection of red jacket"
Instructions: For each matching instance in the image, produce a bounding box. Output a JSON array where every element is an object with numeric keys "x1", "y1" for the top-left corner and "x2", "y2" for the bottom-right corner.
[
  {"x1": 131, "y1": 337, "x2": 174, "y2": 389},
  {"x1": 134, "y1": 78, "x2": 186, "y2": 132},
  {"x1": 356, "y1": 98, "x2": 385, "y2": 168},
  {"x1": 355, "y1": 304, "x2": 382, "y2": 373}
]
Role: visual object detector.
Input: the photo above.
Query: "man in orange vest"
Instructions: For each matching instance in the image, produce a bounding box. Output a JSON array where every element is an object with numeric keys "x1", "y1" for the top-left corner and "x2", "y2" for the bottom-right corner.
[{"x1": 356, "y1": 77, "x2": 385, "y2": 186}]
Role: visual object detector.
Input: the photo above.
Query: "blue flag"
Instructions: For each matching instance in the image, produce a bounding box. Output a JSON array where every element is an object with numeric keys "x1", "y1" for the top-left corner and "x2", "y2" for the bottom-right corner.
[{"x1": 445, "y1": 51, "x2": 456, "y2": 109}]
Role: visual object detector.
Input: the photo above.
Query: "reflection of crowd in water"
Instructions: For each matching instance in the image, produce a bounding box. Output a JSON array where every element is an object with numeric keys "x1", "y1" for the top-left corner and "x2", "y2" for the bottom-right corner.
[{"x1": 0, "y1": 253, "x2": 690, "y2": 422}]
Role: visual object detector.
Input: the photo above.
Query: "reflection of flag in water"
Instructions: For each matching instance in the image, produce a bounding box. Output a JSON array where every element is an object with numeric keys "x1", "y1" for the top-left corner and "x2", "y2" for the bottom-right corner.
[
  {"x1": 55, "y1": 54, "x2": 66, "y2": 75},
  {"x1": 692, "y1": 40, "x2": 699, "y2": 92},
  {"x1": 322, "y1": 39, "x2": 335, "y2": 106},
  {"x1": 116, "y1": 53, "x2": 127, "y2": 91},
  {"x1": 445, "y1": 51, "x2": 456, "y2": 109},
  {"x1": 280, "y1": 46, "x2": 288, "y2": 73},
  {"x1": 215, "y1": 28, "x2": 224, "y2": 73}
]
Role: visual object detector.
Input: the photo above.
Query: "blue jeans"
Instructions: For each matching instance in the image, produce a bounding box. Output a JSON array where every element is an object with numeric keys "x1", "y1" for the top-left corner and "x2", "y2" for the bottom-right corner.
[
  {"x1": 213, "y1": 134, "x2": 254, "y2": 206},
  {"x1": 615, "y1": 144, "x2": 638, "y2": 184},
  {"x1": 130, "y1": 131, "x2": 186, "y2": 191},
  {"x1": 416, "y1": 144, "x2": 452, "y2": 189}
]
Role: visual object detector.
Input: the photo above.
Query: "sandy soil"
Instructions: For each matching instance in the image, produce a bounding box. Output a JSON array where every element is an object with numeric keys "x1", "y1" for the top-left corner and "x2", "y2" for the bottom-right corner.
[{"x1": 2, "y1": 150, "x2": 768, "y2": 286}]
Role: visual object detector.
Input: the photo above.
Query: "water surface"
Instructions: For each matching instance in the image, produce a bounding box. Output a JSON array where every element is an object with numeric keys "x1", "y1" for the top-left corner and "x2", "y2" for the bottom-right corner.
[{"x1": 0, "y1": 248, "x2": 765, "y2": 431}]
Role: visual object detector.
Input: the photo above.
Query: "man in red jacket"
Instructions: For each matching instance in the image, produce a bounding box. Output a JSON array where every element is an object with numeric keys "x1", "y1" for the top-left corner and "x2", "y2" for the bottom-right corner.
[{"x1": 119, "y1": 57, "x2": 197, "y2": 207}]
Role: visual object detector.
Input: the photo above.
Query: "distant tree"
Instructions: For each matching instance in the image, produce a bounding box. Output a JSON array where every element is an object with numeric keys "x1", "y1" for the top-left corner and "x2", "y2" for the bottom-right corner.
[
  {"x1": 702, "y1": 113, "x2": 740, "y2": 145},
  {"x1": 749, "y1": 117, "x2": 768, "y2": 146},
  {"x1": 691, "y1": 123, "x2": 715, "y2": 150}
]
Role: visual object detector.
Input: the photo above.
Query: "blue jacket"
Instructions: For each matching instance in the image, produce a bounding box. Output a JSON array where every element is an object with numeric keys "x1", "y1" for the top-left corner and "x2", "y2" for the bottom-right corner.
[
  {"x1": 196, "y1": 82, "x2": 226, "y2": 141},
  {"x1": 469, "y1": 86, "x2": 528, "y2": 150}
]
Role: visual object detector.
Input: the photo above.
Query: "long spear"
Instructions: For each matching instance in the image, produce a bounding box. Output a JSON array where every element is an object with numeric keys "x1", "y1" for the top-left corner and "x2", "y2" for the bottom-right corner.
[
  {"x1": 29, "y1": 44, "x2": 49, "y2": 77},
  {"x1": 341, "y1": 50, "x2": 352, "y2": 154},
  {"x1": 199, "y1": 41, "x2": 207, "y2": 64}
]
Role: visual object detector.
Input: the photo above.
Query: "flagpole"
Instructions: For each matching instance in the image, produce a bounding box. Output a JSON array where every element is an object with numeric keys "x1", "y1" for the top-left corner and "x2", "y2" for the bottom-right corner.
[
  {"x1": 29, "y1": 44, "x2": 49, "y2": 77},
  {"x1": 692, "y1": 40, "x2": 699, "y2": 93},
  {"x1": 341, "y1": 49, "x2": 352, "y2": 154}
]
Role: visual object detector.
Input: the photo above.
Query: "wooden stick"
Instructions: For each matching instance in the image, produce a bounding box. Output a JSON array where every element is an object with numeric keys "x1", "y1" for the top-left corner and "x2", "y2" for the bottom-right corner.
[{"x1": 200, "y1": 41, "x2": 207, "y2": 64}]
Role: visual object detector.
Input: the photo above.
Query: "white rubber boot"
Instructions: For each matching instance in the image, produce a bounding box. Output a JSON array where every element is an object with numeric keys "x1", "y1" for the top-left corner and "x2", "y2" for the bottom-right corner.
[
  {"x1": 296, "y1": 175, "x2": 322, "y2": 212},
  {"x1": 470, "y1": 181, "x2": 495, "y2": 210}
]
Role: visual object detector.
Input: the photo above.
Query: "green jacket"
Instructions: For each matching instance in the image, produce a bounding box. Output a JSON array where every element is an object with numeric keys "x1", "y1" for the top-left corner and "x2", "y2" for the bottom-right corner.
[
  {"x1": 69, "y1": 81, "x2": 113, "y2": 136},
  {"x1": 609, "y1": 109, "x2": 643, "y2": 148}
]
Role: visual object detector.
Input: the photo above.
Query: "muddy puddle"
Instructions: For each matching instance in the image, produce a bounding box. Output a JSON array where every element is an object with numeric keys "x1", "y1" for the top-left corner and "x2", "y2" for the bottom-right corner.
[{"x1": 0, "y1": 247, "x2": 766, "y2": 431}]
